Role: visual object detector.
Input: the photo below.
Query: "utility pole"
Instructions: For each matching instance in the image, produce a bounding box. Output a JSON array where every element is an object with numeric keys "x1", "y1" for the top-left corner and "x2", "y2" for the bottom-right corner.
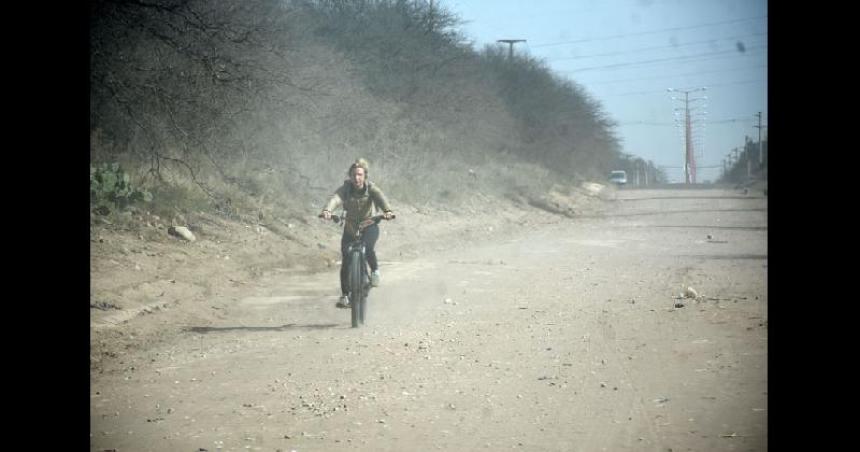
[
  {"x1": 731, "y1": 147, "x2": 740, "y2": 178},
  {"x1": 668, "y1": 87, "x2": 706, "y2": 184},
  {"x1": 755, "y1": 111, "x2": 764, "y2": 168},
  {"x1": 427, "y1": 0, "x2": 435, "y2": 33},
  {"x1": 497, "y1": 39, "x2": 526, "y2": 60}
]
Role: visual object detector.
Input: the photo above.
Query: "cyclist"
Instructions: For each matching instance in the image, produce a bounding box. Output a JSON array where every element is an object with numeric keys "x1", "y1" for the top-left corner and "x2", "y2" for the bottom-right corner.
[{"x1": 320, "y1": 158, "x2": 395, "y2": 308}]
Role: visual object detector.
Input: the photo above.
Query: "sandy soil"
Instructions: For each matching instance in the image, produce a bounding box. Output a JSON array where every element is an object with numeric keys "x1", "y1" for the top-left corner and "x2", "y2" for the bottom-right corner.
[{"x1": 90, "y1": 185, "x2": 767, "y2": 451}]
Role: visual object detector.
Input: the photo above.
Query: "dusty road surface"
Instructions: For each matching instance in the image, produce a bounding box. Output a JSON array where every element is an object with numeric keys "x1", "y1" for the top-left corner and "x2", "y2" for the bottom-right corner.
[{"x1": 90, "y1": 187, "x2": 767, "y2": 451}]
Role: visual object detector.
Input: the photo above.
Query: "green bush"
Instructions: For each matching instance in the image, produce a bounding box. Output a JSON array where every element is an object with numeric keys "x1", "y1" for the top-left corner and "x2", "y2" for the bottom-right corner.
[{"x1": 90, "y1": 163, "x2": 152, "y2": 209}]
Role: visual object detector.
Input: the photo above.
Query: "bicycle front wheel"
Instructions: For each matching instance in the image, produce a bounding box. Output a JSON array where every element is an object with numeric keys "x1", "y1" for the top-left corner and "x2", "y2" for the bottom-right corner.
[
  {"x1": 349, "y1": 251, "x2": 363, "y2": 328},
  {"x1": 359, "y1": 270, "x2": 368, "y2": 325}
]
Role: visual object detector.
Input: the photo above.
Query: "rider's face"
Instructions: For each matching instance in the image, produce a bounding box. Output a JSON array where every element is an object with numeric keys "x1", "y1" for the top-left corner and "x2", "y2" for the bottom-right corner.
[{"x1": 351, "y1": 167, "x2": 366, "y2": 188}]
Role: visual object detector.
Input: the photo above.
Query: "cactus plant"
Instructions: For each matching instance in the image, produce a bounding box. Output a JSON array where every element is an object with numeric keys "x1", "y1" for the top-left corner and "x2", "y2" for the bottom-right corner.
[{"x1": 90, "y1": 163, "x2": 152, "y2": 209}]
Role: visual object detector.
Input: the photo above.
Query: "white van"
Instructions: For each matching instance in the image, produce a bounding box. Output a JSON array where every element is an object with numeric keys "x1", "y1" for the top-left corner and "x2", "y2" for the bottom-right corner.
[{"x1": 609, "y1": 170, "x2": 628, "y2": 185}]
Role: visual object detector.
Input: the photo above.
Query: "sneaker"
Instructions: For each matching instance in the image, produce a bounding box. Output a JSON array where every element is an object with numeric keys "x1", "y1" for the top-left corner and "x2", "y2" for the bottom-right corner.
[
  {"x1": 370, "y1": 270, "x2": 381, "y2": 287},
  {"x1": 336, "y1": 295, "x2": 350, "y2": 309}
]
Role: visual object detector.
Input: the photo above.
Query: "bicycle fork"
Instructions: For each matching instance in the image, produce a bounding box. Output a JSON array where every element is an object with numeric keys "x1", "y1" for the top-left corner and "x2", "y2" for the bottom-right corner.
[{"x1": 353, "y1": 245, "x2": 370, "y2": 296}]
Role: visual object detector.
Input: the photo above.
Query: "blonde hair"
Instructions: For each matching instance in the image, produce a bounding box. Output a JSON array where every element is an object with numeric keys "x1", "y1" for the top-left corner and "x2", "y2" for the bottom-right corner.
[{"x1": 348, "y1": 158, "x2": 369, "y2": 176}]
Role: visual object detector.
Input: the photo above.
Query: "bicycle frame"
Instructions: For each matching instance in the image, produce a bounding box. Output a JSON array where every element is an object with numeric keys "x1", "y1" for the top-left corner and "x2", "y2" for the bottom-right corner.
[{"x1": 321, "y1": 212, "x2": 394, "y2": 328}]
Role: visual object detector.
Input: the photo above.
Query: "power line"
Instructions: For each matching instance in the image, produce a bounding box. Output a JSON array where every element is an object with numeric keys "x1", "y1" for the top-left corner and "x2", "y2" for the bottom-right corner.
[
  {"x1": 564, "y1": 45, "x2": 766, "y2": 73},
  {"x1": 545, "y1": 32, "x2": 766, "y2": 62},
  {"x1": 607, "y1": 78, "x2": 765, "y2": 97},
  {"x1": 618, "y1": 118, "x2": 753, "y2": 126},
  {"x1": 709, "y1": 117, "x2": 765, "y2": 125},
  {"x1": 617, "y1": 121, "x2": 677, "y2": 126},
  {"x1": 531, "y1": 15, "x2": 767, "y2": 48},
  {"x1": 581, "y1": 64, "x2": 767, "y2": 86}
]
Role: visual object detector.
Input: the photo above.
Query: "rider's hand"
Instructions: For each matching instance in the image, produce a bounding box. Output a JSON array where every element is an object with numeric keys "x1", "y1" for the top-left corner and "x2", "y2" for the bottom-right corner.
[
  {"x1": 383, "y1": 211, "x2": 394, "y2": 220},
  {"x1": 322, "y1": 210, "x2": 331, "y2": 220}
]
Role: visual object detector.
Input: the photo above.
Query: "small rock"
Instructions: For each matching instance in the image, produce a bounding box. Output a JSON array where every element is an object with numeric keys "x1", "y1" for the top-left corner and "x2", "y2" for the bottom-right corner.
[
  {"x1": 674, "y1": 302, "x2": 685, "y2": 308},
  {"x1": 683, "y1": 287, "x2": 698, "y2": 298},
  {"x1": 168, "y1": 226, "x2": 196, "y2": 242},
  {"x1": 706, "y1": 234, "x2": 713, "y2": 240}
]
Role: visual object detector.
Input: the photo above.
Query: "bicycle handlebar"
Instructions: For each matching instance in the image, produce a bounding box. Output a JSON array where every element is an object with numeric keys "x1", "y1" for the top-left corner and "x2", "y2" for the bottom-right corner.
[
  {"x1": 319, "y1": 212, "x2": 342, "y2": 223},
  {"x1": 367, "y1": 213, "x2": 396, "y2": 224},
  {"x1": 318, "y1": 213, "x2": 396, "y2": 228}
]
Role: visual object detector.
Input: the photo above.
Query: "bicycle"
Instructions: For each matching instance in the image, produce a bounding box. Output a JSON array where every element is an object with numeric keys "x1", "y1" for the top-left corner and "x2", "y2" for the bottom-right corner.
[{"x1": 320, "y1": 212, "x2": 396, "y2": 327}]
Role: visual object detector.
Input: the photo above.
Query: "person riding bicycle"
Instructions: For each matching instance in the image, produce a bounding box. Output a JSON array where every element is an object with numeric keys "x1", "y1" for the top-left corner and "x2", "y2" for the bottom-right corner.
[{"x1": 321, "y1": 158, "x2": 395, "y2": 308}]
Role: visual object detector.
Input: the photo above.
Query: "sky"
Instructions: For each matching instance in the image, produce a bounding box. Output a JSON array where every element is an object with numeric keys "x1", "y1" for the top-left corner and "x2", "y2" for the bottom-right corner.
[{"x1": 443, "y1": 0, "x2": 768, "y2": 183}]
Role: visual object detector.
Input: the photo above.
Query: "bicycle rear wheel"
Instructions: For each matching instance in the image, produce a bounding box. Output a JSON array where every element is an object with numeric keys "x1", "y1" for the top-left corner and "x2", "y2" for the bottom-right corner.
[{"x1": 349, "y1": 251, "x2": 363, "y2": 328}]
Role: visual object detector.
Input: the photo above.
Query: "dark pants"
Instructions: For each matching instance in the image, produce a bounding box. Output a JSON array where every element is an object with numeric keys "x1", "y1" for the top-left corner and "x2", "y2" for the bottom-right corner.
[{"x1": 340, "y1": 223, "x2": 379, "y2": 296}]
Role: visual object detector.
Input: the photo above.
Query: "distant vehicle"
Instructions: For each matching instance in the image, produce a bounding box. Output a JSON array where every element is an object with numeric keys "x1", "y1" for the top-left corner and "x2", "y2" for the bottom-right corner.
[{"x1": 609, "y1": 170, "x2": 628, "y2": 185}]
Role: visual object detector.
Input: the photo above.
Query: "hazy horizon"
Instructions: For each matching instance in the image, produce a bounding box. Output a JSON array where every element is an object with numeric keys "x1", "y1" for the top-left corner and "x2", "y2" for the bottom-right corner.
[{"x1": 447, "y1": 0, "x2": 768, "y2": 183}]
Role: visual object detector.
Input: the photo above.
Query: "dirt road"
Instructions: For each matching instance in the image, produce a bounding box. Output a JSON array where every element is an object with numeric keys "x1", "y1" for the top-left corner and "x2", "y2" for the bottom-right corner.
[{"x1": 90, "y1": 187, "x2": 767, "y2": 451}]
